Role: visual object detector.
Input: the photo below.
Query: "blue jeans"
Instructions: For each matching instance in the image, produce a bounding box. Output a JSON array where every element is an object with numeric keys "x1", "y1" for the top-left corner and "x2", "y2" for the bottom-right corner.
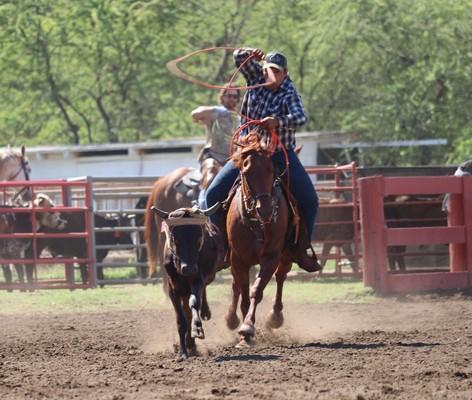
[{"x1": 205, "y1": 149, "x2": 318, "y2": 237}]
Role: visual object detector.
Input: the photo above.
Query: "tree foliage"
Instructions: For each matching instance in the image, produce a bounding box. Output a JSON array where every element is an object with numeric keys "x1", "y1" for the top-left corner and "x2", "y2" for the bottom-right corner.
[{"x1": 1, "y1": 0, "x2": 471, "y2": 165}]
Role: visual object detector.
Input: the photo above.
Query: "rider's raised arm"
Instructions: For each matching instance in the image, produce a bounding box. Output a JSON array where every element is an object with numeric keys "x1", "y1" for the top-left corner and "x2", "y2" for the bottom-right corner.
[
  {"x1": 191, "y1": 106, "x2": 217, "y2": 126},
  {"x1": 233, "y1": 48, "x2": 264, "y2": 86}
]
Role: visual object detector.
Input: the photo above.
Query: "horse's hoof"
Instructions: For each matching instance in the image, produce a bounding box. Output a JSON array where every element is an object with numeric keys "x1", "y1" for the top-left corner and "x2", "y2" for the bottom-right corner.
[
  {"x1": 238, "y1": 322, "x2": 256, "y2": 337},
  {"x1": 191, "y1": 326, "x2": 205, "y2": 340},
  {"x1": 266, "y1": 310, "x2": 284, "y2": 330},
  {"x1": 201, "y1": 306, "x2": 212, "y2": 321},
  {"x1": 235, "y1": 335, "x2": 252, "y2": 349},
  {"x1": 225, "y1": 312, "x2": 240, "y2": 331}
]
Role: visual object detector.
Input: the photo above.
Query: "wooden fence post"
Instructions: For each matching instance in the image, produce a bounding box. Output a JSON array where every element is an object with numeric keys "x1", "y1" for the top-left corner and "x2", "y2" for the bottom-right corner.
[
  {"x1": 463, "y1": 177, "x2": 472, "y2": 283},
  {"x1": 448, "y1": 178, "x2": 467, "y2": 272},
  {"x1": 359, "y1": 176, "x2": 388, "y2": 292}
]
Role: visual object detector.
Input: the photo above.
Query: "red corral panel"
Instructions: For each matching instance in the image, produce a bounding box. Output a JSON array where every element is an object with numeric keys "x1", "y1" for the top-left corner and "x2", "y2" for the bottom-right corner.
[
  {"x1": 384, "y1": 176, "x2": 463, "y2": 195},
  {"x1": 386, "y1": 226, "x2": 465, "y2": 246},
  {"x1": 0, "y1": 178, "x2": 94, "y2": 291},
  {"x1": 307, "y1": 162, "x2": 361, "y2": 278},
  {"x1": 359, "y1": 175, "x2": 472, "y2": 294}
]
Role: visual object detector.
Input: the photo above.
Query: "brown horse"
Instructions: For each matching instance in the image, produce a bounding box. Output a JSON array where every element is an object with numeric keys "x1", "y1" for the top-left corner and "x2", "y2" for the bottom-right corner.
[
  {"x1": 144, "y1": 159, "x2": 223, "y2": 277},
  {"x1": 224, "y1": 131, "x2": 292, "y2": 348}
]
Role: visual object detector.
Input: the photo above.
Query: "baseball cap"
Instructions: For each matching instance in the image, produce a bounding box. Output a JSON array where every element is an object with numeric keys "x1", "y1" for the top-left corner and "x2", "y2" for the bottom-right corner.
[{"x1": 263, "y1": 52, "x2": 287, "y2": 71}]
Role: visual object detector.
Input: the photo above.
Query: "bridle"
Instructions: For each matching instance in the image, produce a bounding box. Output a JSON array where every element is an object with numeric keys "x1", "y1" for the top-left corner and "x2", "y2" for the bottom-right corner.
[
  {"x1": 9, "y1": 155, "x2": 30, "y2": 181},
  {"x1": 239, "y1": 151, "x2": 280, "y2": 225},
  {"x1": 9, "y1": 155, "x2": 31, "y2": 202}
]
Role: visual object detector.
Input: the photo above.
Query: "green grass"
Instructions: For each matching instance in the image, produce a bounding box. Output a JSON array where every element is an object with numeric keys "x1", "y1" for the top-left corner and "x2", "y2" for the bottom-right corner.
[{"x1": 0, "y1": 277, "x2": 374, "y2": 316}]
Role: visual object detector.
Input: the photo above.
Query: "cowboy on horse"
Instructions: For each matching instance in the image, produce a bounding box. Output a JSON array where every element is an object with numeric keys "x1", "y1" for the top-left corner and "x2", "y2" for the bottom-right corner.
[{"x1": 205, "y1": 47, "x2": 322, "y2": 273}]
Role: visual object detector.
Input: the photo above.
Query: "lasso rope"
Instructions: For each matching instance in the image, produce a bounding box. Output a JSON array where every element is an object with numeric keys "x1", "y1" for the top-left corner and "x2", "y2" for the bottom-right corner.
[{"x1": 166, "y1": 46, "x2": 276, "y2": 90}]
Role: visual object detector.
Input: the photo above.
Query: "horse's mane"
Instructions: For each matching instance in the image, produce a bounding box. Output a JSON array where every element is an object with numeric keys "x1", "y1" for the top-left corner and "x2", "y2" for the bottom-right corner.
[
  {"x1": 0, "y1": 148, "x2": 22, "y2": 163},
  {"x1": 232, "y1": 130, "x2": 272, "y2": 169}
]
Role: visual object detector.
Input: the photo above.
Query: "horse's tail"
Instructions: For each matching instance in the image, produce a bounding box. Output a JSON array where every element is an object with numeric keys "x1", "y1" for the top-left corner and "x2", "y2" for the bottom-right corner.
[{"x1": 144, "y1": 190, "x2": 160, "y2": 278}]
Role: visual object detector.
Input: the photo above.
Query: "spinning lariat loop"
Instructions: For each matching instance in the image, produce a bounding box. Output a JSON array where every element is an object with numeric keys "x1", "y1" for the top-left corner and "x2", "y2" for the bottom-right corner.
[{"x1": 166, "y1": 46, "x2": 276, "y2": 91}]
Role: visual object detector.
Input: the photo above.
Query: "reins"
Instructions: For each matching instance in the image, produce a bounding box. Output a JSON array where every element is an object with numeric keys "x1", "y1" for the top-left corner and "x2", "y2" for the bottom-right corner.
[{"x1": 231, "y1": 120, "x2": 290, "y2": 189}]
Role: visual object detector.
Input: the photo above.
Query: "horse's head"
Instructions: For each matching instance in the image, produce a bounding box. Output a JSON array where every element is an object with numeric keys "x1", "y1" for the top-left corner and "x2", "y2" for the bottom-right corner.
[
  {"x1": 0, "y1": 146, "x2": 32, "y2": 202},
  {"x1": 152, "y1": 203, "x2": 220, "y2": 277},
  {"x1": 32, "y1": 193, "x2": 67, "y2": 230},
  {"x1": 233, "y1": 131, "x2": 275, "y2": 223},
  {"x1": 0, "y1": 145, "x2": 31, "y2": 182}
]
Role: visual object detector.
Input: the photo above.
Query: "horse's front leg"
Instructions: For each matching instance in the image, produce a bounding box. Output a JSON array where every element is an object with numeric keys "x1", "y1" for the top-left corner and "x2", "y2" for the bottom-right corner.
[
  {"x1": 239, "y1": 253, "x2": 279, "y2": 339},
  {"x1": 267, "y1": 254, "x2": 292, "y2": 330},
  {"x1": 225, "y1": 277, "x2": 240, "y2": 330},
  {"x1": 230, "y1": 253, "x2": 252, "y2": 346},
  {"x1": 189, "y1": 277, "x2": 205, "y2": 339}
]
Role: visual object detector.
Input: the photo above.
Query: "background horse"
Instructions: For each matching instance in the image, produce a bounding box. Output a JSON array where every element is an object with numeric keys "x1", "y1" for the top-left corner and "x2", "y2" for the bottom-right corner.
[
  {"x1": 225, "y1": 131, "x2": 293, "y2": 348},
  {"x1": 0, "y1": 145, "x2": 32, "y2": 285},
  {"x1": 0, "y1": 145, "x2": 31, "y2": 182}
]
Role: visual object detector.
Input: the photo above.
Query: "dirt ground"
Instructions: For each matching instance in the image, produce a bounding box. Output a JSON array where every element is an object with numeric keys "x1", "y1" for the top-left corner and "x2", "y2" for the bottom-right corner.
[{"x1": 1, "y1": 293, "x2": 472, "y2": 400}]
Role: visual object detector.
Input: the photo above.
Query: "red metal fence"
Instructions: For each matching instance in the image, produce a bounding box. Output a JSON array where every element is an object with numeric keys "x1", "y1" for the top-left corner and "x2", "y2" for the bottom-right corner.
[
  {"x1": 0, "y1": 179, "x2": 94, "y2": 291},
  {"x1": 307, "y1": 162, "x2": 361, "y2": 277},
  {"x1": 359, "y1": 175, "x2": 472, "y2": 294}
]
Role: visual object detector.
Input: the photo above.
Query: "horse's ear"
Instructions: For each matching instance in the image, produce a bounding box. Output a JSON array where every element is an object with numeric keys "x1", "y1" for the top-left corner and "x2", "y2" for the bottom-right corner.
[
  {"x1": 201, "y1": 202, "x2": 221, "y2": 217},
  {"x1": 21, "y1": 145, "x2": 26, "y2": 157},
  {"x1": 151, "y1": 206, "x2": 169, "y2": 219}
]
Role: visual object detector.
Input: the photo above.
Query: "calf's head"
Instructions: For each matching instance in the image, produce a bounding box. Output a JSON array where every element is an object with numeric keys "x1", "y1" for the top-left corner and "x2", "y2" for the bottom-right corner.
[{"x1": 153, "y1": 203, "x2": 220, "y2": 277}]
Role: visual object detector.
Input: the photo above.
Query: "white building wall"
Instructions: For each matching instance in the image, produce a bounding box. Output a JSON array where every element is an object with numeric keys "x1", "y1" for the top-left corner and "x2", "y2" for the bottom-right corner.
[{"x1": 21, "y1": 133, "x2": 320, "y2": 180}]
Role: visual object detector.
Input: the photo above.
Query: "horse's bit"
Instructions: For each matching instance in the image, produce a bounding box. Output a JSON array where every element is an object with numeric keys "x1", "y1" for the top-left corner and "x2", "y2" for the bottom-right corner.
[{"x1": 240, "y1": 172, "x2": 279, "y2": 226}]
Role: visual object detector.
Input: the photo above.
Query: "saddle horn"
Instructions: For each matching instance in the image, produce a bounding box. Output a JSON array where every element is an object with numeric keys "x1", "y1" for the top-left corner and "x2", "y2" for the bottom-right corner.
[
  {"x1": 151, "y1": 206, "x2": 169, "y2": 219},
  {"x1": 201, "y1": 202, "x2": 221, "y2": 217}
]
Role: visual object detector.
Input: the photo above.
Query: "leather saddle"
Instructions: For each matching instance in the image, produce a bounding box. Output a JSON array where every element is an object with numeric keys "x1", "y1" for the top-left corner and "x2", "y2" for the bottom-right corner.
[{"x1": 173, "y1": 168, "x2": 202, "y2": 200}]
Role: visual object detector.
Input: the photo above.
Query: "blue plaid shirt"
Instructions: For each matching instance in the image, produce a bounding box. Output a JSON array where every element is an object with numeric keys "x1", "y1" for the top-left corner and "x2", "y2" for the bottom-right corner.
[{"x1": 234, "y1": 48, "x2": 307, "y2": 151}]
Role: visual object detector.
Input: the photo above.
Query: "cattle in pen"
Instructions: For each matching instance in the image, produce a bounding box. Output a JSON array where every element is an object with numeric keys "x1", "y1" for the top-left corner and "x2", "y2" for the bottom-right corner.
[
  {"x1": 1, "y1": 194, "x2": 67, "y2": 289},
  {"x1": 26, "y1": 212, "x2": 133, "y2": 286}
]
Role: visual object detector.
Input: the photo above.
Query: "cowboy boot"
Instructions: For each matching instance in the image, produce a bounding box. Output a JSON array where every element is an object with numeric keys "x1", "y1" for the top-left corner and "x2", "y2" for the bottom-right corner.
[{"x1": 289, "y1": 230, "x2": 322, "y2": 273}]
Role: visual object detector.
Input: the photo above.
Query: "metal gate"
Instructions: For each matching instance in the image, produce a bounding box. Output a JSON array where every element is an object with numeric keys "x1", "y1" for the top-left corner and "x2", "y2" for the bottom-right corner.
[{"x1": 0, "y1": 178, "x2": 94, "y2": 291}]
